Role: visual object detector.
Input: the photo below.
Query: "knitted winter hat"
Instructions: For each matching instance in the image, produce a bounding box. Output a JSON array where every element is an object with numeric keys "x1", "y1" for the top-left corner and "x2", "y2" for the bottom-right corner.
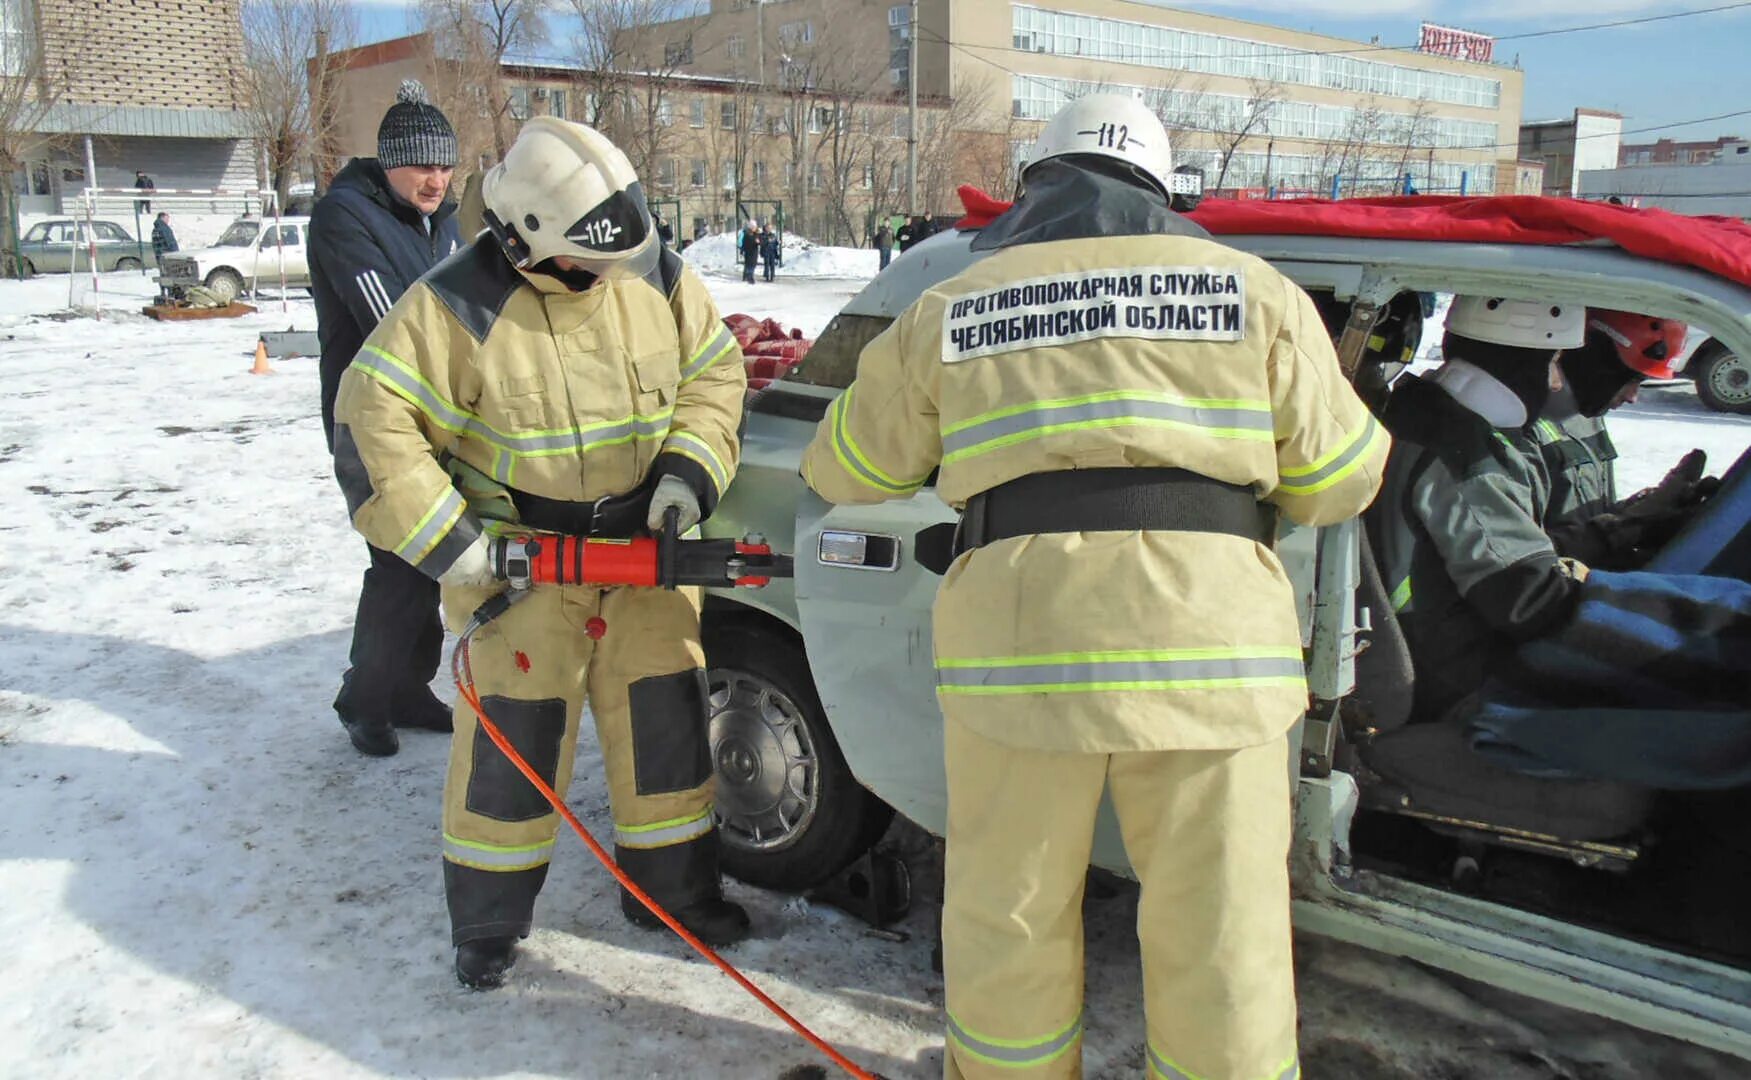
[{"x1": 377, "y1": 80, "x2": 458, "y2": 170}]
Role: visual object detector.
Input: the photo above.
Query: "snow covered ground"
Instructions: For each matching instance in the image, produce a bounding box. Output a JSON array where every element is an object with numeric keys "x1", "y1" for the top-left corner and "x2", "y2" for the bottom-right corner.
[{"x1": 1, "y1": 268, "x2": 1746, "y2": 1080}]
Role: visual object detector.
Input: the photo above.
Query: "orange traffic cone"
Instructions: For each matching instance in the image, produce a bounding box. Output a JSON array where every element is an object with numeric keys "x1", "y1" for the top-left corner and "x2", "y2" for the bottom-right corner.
[{"x1": 250, "y1": 339, "x2": 275, "y2": 376}]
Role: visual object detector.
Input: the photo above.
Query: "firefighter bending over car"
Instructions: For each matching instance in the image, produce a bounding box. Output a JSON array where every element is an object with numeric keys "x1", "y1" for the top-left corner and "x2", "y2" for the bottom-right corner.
[
  {"x1": 801, "y1": 94, "x2": 1388, "y2": 1079},
  {"x1": 331, "y1": 117, "x2": 749, "y2": 990}
]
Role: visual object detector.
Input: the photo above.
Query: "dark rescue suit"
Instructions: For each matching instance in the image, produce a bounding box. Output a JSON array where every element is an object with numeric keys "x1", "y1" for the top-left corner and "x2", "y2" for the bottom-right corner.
[
  {"x1": 1367, "y1": 371, "x2": 1585, "y2": 724},
  {"x1": 331, "y1": 237, "x2": 745, "y2": 946},
  {"x1": 801, "y1": 160, "x2": 1388, "y2": 1080}
]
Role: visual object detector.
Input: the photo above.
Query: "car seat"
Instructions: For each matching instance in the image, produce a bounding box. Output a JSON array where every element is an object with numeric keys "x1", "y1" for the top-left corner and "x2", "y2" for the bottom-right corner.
[{"x1": 1347, "y1": 532, "x2": 1653, "y2": 860}]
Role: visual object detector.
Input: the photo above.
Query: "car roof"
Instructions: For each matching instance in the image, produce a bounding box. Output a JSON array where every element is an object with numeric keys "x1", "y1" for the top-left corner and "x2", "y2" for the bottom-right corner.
[{"x1": 843, "y1": 227, "x2": 1751, "y2": 368}]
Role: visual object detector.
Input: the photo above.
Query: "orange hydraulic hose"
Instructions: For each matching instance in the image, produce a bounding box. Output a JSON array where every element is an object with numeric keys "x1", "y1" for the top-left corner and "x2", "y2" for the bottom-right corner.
[{"x1": 452, "y1": 635, "x2": 880, "y2": 1080}]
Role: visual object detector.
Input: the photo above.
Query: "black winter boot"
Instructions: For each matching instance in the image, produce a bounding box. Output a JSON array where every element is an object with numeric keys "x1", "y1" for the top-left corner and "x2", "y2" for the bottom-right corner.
[
  {"x1": 622, "y1": 890, "x2": 751, "y2": 946},
  {"x1": 341, "y1": 716, "x2": 399, "y2": 757},
  {"x1": 455, "y1": 936, "x2": 518, "y2": 990},
  {"x1": 397, "y1": 685, "x2": 455, "y2": 732}
]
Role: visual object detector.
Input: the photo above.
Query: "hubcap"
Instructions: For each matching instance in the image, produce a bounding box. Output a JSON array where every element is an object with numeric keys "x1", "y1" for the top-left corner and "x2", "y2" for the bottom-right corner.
[
  {"x1": 1711, "y1": 353, "x2": 1751, "y2": 407},
  {"x1": 707, "y1": 668, "x2": 819, "y2": 852}
]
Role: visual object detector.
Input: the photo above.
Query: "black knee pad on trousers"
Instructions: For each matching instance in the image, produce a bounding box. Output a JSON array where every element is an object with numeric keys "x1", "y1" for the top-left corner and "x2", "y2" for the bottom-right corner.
[
  {"x1": 628, "y1": 669, "x2": 711, "y2": 796},
  {"x1": 466, "y1": 696, "x2": 566, "y2": 822}
]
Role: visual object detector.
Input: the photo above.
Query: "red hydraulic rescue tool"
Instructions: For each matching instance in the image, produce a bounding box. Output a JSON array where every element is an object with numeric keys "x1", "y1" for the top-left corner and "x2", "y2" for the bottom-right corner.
[{"x1": 486, "y1": 511, "x2": 793, "y2": 592}]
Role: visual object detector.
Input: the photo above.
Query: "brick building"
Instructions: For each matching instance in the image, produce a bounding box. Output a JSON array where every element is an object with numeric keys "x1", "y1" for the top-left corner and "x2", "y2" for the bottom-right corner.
[{"x1": 6, "y1": 0, "x2": 253, "y2": 215}]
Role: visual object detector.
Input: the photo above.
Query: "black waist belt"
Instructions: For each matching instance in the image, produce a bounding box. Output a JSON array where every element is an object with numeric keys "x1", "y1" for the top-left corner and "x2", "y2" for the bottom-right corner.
[
  {"x1": 956, "y1": 468, "x2": 1275, "y2": 553},
  {"x1": 509, "y1": 476, "x2": 655, "y2": 539}
]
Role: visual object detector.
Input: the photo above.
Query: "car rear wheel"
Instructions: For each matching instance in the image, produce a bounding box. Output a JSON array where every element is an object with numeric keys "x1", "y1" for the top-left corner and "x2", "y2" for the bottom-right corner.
[
  {"x1": 704, "y1": 622, "x2": 893, "y2": 891},
  {"x1": 1692, "y1": 341, "x2": 1751, "y2": 414},
  {"x1": 204, "y1": 268, "x2": 244, "y2": 304},
  {"x1": 115, "y1": 256, "x2": 141, "y2": 272},
  {"x1": 21, "y1": 258, "x2": 35, "y2": 277}
]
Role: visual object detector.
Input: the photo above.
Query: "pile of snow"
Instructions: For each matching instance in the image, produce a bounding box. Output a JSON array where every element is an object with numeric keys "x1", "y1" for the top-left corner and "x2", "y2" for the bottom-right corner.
[{"x1": 682, "y1": 231, "x2": 879, "y2": 279}]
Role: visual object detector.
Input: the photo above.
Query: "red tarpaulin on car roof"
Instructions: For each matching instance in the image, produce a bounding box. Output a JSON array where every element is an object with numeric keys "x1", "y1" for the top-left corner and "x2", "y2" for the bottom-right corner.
[{"x1": 952, "y1": 186, "x2": 1751, "y2": 291}]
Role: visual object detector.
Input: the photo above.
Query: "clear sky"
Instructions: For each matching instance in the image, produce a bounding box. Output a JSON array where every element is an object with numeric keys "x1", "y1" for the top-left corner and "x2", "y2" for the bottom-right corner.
[{"x1": 348, "y1": 0, "x2": 1751, "y2": 144}]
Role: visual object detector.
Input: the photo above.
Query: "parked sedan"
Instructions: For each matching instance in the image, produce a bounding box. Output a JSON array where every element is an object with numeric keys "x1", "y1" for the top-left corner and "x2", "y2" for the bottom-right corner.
[
  {"x1": 17, "y1": 219, "x2": 147, "y2": 274},
  {"x1": 157, "y1": 217, "x2": 312, "y2": 303}
]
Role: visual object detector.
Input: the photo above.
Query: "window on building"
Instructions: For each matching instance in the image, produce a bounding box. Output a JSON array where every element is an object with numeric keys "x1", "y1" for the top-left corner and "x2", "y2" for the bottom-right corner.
[
  {"x1": 893, "y1": 113, "x2": 909, "y2": 138},
  {"x1": 753, "y1": 160, "x2": 768, "y2": 187},
  {"x1": 656, "y1": 94, "x2": 674, "y2": 127},
  {"x1": 548, "y1": 89, "x2": 567, "y2": 120},
  {"x1": 655, "y1": 158, "x2": 677, "y2": 188},
  {"x1": 689, "y1": 159, "x2": 707, "y2": 188},
  {"x1": 508, "y1": 86, "x2": 532, "y2": 121},
  {"x1": 888, "y1": 5, "x2": 909, "y2": 29},
  {"x1": 690, "y1": 97, "x2": 706, "y2": 127},
  {"x1": 722, "y1": 162, "x2": 735, "y2": 190},
  {"x1": 861, "y1": 164, "x2": 874, "y2": 189},
  {"x1": 779, "y1": 21, "x2": 814, "y2": 46},
  {"x1": 810, "y1": 105, "x2": 833, "y2": 134},
  {"x1": 727, "y1": 34, "x2": 745, "y2": 60},
  {"x1": 809, "y1": 162, "x2": 823, "y2": 191},
  {"x1": 721, "y1": 100, "x2": 737, "y2": 129},
  {"x1": 665, "y1": 37, "x2": 694, "y2": 66},
  {"x1": 0, "y1": 0, "x2": 33, "y2": 78}
]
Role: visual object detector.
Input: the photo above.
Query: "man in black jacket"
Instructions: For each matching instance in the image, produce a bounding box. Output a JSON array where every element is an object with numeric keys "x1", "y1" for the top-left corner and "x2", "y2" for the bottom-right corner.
[
  {"x1": 150, "y1": 212, "x2": 177, "y2": 268},
  {"x1": 310, "y1": 79, "x2": 463, "y2": 757}
]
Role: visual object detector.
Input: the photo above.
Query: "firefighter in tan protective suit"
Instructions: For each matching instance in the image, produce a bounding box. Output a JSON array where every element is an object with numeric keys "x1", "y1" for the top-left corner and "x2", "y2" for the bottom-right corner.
[
  {"x1": 332, "y1": 117, "x2": 749, "y2": 990},
  {"x1": 801, "y1": 95, "x2": 1389, "y2": 1078}
]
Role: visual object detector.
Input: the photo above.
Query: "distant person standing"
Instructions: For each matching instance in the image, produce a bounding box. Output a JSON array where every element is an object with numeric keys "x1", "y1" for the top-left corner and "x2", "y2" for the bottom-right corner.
[
  {"x1": 740, "y1": 220, "x2": 760, "y2": 283},
  {"x1": 134, "y1": 170, "x2": 155, "y2": 213},
  {"x1": 150, "y1": 212, "x2": 177, "y2": 268},
  {"x1": 654, "y1": 210, "x2": 674, "y2": 248},
  {"x1": 895, "y1": 215, "x2": 917, "y2": 253},
  {"x1": 760, "y1": 225, "x2": 779, "y2": 282},
  {"x1": 309, "y1": 78, "x2": 463, "y2": 758},
  {"x1": 873, "y1": 220, "x2": 893, "y2": 270}
]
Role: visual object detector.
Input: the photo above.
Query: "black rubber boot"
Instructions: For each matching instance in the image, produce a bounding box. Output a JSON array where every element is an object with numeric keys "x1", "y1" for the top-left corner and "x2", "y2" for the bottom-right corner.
[
  {"x1": 622, "y1": 891, "x2": 751, "y2": 947},
  {"x1": 340, "y1": 715, "x2": 399, "y2": 757},
  {"x1": 397, "y1": 685, "x2": 455, "y2": 732},
  {"x1": 455, "y1": 936, "x2": 518, "y2": 990}
]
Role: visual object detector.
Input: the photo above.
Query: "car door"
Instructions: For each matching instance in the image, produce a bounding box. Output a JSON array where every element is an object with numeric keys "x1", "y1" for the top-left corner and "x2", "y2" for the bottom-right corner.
[
  {"x1": 280, "y1": 224, "x2": 311, "y2": 285},
  {"x1": 94, "y1": 222, "x2": 137, "y2": 269},
  {"x1": 792, "y1": 484, "x2": 959, "y2": 837},
  {"x1": 40, "y1": 222, "x2": 75, "y2": 273}
]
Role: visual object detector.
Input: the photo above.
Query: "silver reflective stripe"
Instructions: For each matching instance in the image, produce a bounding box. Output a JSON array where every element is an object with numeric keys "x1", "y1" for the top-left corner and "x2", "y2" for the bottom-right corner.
[
  {"x1": 936, "y1": 654, "x2": 1305, "y2": 691},
  {"x1": 829, "y1": 386, "x2": 922, "y2": 494},
  {"x1": 1276, "y1": 415, "x2": 1382, "y2": 496},
  {"x1": 664, "y1": 431, "x2": 730, "y2": 494},
  {"x1": 395, "y1": 488, "x2": 466, "y2": 567},
  {"x1": 681, "y1": 325, "x2": 737, "y2": 384},
  {"x1": 353, "y1": 346, "x2": 672, "y2": 457},
  {"x1": 442, "y1": 834, "x2": 554, "y2": 871},
  {"x1": 1149, "y1": 1044, "x2": 1298, "y2": 1080},
  {"x1": 615, "y1": 809, "x2": 715, "y2": 850},
  {"x1": 947, "y1": 1012, "x2": 1082, "y2": 1069},
  {"x1": 940, "y1": 393, "x2": 1273, "y2": 462}
]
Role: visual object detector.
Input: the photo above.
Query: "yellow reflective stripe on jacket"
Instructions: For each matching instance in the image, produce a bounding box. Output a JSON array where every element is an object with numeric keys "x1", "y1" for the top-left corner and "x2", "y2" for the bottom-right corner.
[
  {"x1": 680, "y1": 324, "x2": 738, "y2": 385},
  {"x1": 663, "y1": 431, "x2": 731, "y2": 495},
  {"x1": 1149, "y1": 1043, "x2": 1298, "y2": 1080},
  {"x1": 936, "y1": 647, "x2": 1306, "y2": 695},
  {"x1": 1390, "y1": 576, "x2": 1413, "y2": 612},
  {"x1": 940, "y1": 390, "x2": 1274, "y2": 466},
  {"x1": 441, "y1": 833, "x2": 555, "y2": 872},
  {"x1": 1277, "y1": 415, "x2": 1384, "y2": 496},
  {"x1": 395, "y1": 488, "x2": 466, "y2": 566},
  {"x1": 614, "y1": 807, "x2": 714, "y2": 850},
  {"x1": 354, "y1": 344, "x2": 672, "y2": 479},
  {"x1": 947, "y1": 1011, "x2": 1083, "y2": 1069},
  {"x1": 829, "y1": 385, "x2": 927, "y2": 495}
]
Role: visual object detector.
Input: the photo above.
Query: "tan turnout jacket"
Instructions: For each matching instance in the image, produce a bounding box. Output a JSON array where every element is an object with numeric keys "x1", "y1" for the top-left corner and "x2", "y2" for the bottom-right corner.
[
  {"x1": 803, "y1": 231, "x2": 1388, "y2": 752},
  {"x1": 333, "y1": 240, "x2": 745, "y2": 576}
]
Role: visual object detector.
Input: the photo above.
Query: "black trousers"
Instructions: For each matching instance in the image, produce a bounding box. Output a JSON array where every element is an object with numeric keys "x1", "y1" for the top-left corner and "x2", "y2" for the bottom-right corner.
[{"x1": 334, "y1": 542, "x2": 444, "y2": 725}]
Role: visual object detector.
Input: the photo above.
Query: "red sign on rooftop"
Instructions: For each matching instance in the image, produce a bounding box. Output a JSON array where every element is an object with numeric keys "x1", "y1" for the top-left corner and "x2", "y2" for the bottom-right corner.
[{"x1": 1417, "y1": 22, "x2": 1495, "y2": 63}]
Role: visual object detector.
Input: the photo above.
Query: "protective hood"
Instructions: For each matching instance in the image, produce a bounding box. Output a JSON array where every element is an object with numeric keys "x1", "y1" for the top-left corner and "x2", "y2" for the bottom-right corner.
[
  {"x1": 1442, "y1": 335, "x2": 1559, "y2": 425},
  {"x1": 971, "y1": 157, "x2": 1209, "y2": 253},
  {"x1": 1561, "y1": 336, "x2": 1642, "y2": 418}
]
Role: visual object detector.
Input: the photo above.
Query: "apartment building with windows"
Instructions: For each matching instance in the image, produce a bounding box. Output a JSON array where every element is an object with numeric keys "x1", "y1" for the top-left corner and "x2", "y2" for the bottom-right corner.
[
  {"x1": 644, "y1": 0, "x2": 1524, "y2": 203},
  {"x1": 324, "y1": 32, "x2": 947, "y2": 245},
  {"x1": 3, "y1": 0, "x2": 252, "y2": 215}
]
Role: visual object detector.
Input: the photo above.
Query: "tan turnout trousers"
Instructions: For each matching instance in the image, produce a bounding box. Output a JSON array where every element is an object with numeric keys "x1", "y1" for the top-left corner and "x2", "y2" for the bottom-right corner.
[
  {"x1": 439, "y1": 580, "x2": 717, "y2": 945},
  {"x1": 942, "y1": 720, "x2": 1298, "y2": 1080}
]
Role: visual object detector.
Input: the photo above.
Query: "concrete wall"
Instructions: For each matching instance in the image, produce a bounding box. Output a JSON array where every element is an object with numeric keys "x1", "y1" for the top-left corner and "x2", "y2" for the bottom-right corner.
[
  {"x1": 1579, "y1": 162, "x2": 1751, "y2": 219},
  {"x1": 1571, "y1": 111, "x2": 1622, "y2": 194}
]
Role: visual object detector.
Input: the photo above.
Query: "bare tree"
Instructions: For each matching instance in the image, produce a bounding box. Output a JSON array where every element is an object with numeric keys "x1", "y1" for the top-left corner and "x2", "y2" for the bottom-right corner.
[
  {"x1": 1384, "y1": 97, "x2": 1436, "y2": 192},
  {"x1": 570, "y1": 0, "x2": 692, "y2": 182},
  {"x1": 1315, "y1": 96, "x2": 1387, "y2": 197},
  {"x1": 243, "y1": 0, "x2": 355, "y2": 203},
  {"x1": 1209, "y1": 77, "x2": 1282, "y2": 192},
  {"x1": 420, "y1": 0, "x2": 550, "y2": 161},
  {"x1": 0, "y1": 4, "x2": 82, "y2": 276}
]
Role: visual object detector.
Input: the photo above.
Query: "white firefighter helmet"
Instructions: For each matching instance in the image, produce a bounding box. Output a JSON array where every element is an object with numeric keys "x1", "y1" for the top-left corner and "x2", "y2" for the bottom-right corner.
[
  {"x1": 1447, "y1": 296, "x2": 1586, "y2": 350},
  {"x1": 481, "y1": 116, "x2": 657, "y2": 280},
  {"x1": 1022, "y1": 92, "x2": 1175, "y2": 197}
]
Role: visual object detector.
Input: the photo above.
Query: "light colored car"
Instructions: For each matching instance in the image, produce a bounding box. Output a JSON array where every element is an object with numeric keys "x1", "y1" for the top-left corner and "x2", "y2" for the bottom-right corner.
[
  {"x1": 17, "y1": 218, "x2": 146, "y2": 274},
  {"x1": 699, "y1": 224, "x2": 1751, "y2": 1060},
  {"x1": 157, "y1": 217, "x2": 312, "y2": 303},
  {"x1": 1676, "y1": 328, "x2": 1750, "y2": 414}
]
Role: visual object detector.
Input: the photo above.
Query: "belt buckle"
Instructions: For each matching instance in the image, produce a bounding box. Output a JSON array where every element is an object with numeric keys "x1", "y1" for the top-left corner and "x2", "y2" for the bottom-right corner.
[{"x1": 586, "y1": 493, "x2": 613, "y2": 537}]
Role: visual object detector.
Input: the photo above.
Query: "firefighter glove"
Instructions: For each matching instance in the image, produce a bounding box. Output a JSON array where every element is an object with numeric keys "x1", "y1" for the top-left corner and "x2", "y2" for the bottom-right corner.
[
  {"x1": 438, "y1": 534, "x2": 498, "y2": 588},
  {"x1": 648, "y1": 474, "x2": 701, "y2": 533}
]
